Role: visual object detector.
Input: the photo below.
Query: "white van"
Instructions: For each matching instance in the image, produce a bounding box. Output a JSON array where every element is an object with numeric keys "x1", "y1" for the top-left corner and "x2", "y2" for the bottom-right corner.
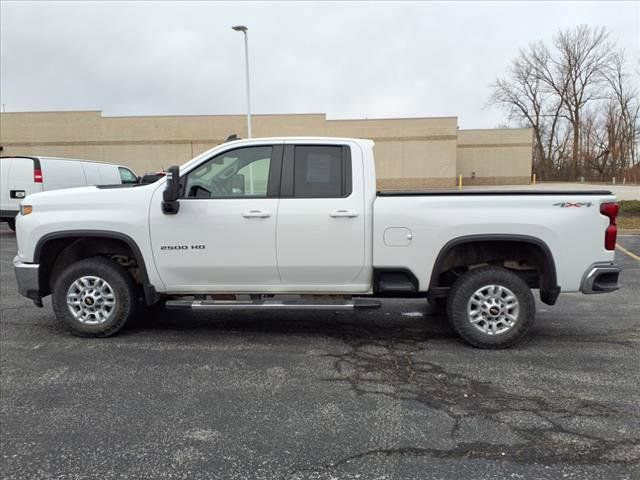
[{"x1": 1, "y1": 156, "x2": 138, "y2": 230}]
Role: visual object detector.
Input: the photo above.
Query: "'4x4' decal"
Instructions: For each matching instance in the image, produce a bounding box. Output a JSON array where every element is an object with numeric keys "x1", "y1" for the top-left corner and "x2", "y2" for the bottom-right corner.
[{"x1": 553, "y1": 202, "x2": 593, "y2": 208}]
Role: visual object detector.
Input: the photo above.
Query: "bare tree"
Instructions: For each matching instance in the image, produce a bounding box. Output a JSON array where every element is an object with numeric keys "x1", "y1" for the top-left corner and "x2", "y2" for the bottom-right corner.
[
  {"x1": 489, "y1": 43, "x2": 566, "y2": 178},
  {"x1": 489, "y1": 25, "x2": 639, "y2": 182},
  {"x1": 605, "y1": 53, "x2": 640, "y2": 175},
  {"x1": 551, "y1": 26, "x2": 614, "y2": 177}
]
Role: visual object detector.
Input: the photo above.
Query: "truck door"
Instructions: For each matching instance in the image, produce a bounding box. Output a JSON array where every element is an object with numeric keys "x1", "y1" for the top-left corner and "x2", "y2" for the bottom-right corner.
[
  {"x1": 149, "y1": 144, "x2": 283, "y2": 289},
  {"x1": 276, "y1": 143, "x2": 367, "y2": 288}
]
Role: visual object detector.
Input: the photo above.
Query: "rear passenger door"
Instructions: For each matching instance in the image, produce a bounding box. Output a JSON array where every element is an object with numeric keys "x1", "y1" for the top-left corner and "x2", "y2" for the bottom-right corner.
[{"x1": 276, "y1": 143, "x2": 366, "y2": 287}]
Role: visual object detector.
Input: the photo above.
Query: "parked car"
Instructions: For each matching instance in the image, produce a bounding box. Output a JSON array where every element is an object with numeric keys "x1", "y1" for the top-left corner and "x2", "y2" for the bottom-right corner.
[
  {"x1": 139, "y1": 171, "x2": 166, "y2": 184},
  {"x1": 13, "y1": 138, "x2": 622, "y2": 348},
  {"x1": 1, "y1": 156, "x2": 138, "y2": 230}
]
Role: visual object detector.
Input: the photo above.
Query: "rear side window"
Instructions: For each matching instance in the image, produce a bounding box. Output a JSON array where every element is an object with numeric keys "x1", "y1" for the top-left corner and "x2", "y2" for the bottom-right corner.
[{"x1": 292, "y1": 146, "x2": 351, "y2": 198}]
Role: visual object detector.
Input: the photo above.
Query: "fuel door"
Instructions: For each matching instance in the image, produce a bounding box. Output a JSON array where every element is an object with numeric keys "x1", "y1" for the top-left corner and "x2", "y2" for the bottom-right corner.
[{"x1": 384, "y1": 227, "x2": 413, "y2": 247}]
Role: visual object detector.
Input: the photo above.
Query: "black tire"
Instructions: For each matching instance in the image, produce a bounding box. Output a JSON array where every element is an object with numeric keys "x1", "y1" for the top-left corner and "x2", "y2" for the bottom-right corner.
[
  {"x1": 6, "y1": 218, "x2": 15, "y2": 231},
  {"x1": 446, "y1": 266, "x2": 535, "y2": 349},
  {"x1": 52, "y1": 256, "x2": 137, "y2": 337}
]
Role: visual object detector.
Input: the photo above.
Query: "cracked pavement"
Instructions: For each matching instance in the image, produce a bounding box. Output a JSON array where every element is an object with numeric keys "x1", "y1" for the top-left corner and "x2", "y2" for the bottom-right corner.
[{"x1": 1, "y1": 224, "x2": 639, "y2": 479}]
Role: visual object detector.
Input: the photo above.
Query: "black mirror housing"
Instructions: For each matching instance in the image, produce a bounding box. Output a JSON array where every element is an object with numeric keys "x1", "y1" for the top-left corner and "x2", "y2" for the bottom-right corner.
[{"x1": 162, "y1": 166, "x2": 181, "y2": 214}]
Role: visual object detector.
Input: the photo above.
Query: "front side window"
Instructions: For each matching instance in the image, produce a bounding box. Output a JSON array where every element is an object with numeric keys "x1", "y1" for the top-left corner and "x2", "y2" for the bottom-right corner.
[
  {"x1": 293, "y1": 146, "x2": 349, "y2": 197},
  {"x1": 184, "y1": 146, "x2": 272, "y2": 198},
  {"x1": 118, "y1": 167, "x2": 138, "y2": 184}
]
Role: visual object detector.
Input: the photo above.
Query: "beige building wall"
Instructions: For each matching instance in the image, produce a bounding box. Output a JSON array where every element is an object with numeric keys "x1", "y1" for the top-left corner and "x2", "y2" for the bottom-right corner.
[
  {"x1": 0, "y1": 111, "x2": 532, "y2": 189},
  {"x1": 457, "y1": 128, "x2": 533, "y2": 185},
  {"x1": 0, "y1": 111, "x2": 328, "y2": 173},
  {"x1": 327, "y1": 117, "x2": 457, "y2": 189}
]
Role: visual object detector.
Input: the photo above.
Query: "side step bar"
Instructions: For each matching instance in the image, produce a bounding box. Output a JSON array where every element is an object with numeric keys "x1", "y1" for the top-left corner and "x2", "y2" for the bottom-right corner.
[{"x1": 165, "y1": 298, "x2": 381, "y2": 311}]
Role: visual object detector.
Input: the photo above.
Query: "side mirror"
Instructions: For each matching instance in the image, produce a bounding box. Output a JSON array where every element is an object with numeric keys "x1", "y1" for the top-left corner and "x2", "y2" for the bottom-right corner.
[{"x1": 162, "y1": 165, "x2": 181, "y2": 215}]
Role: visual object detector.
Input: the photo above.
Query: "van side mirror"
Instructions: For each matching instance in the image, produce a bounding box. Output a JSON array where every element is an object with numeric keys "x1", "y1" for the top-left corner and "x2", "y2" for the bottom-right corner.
[{"x1": 162, "y1": 166, "x2": 181, "y2": 215}]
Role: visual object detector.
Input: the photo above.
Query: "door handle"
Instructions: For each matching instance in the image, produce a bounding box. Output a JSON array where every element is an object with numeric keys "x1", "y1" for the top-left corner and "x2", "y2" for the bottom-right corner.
[
  {"x1": 10, "y1": 190, "x2": 26, "y2": 199},
  {"x1": 330, "y1": 209, "x2": 358, "y2": 218},
  {"x1": 242, "y1": 209, "x2": 271, "y2": 218}
]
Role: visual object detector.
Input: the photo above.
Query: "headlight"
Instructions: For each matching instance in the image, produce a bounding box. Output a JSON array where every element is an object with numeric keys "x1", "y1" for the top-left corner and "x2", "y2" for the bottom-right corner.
[{"x1": 20, "y1": 205, "x2": 33, "y2": 216}]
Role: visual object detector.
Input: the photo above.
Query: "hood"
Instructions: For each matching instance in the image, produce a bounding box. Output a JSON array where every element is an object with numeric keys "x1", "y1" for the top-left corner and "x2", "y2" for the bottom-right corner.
[
  {"x1": 23, "y1": 183, "x2": 156, "y2": 213},
  {"x1": 25, "y1": 185, "x2": 100, "y2": 203}
]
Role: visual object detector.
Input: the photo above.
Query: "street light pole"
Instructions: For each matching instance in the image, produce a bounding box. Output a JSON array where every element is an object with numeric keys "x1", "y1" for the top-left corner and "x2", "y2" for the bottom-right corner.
[{"x1": 232, "y1": 25, "x2": 252, "y2": 138}]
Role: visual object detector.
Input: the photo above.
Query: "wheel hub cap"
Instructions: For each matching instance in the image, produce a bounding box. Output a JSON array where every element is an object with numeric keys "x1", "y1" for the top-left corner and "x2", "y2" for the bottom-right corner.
[
  {"x1": 467, "y1": 284, "x2": 519, "y2": 335},
  {"x1": 66, "y1": 276, "x2": 116, "y2": 325}
]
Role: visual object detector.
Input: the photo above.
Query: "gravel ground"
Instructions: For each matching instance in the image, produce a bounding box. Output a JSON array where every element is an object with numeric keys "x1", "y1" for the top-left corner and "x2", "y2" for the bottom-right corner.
[{"x1": 1, "y1": 224, "x2": 639, "y2": 479}]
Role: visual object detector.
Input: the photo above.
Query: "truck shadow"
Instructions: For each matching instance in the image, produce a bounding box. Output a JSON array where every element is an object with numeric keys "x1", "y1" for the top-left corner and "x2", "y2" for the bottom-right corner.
[{"x1": 130, "y1": 304, "x2": 457, "y2": 344}]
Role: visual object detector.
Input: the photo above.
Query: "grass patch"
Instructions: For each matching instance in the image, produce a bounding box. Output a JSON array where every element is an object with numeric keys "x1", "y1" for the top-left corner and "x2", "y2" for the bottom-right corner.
[
  {"x1": 619, "y1": 216, "x2": 640, "y2": 230},
  {"x1": 619, "y1": 200, "x2": 640, "y2": 215},
  {"x1": 618, "y1": 200, "x2": 640, "y2": 229}
]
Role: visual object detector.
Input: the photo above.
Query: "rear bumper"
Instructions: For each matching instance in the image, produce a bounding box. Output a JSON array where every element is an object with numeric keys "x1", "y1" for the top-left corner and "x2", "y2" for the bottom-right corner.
[
  {"x1": 580, "y1": 263, "x2": 622, "y2": 294},
  {"x1": 13, "y1": 256, "x2": 43, "y2": 306},
  {"x1": 1, "y1": 210, "x2": 19, "y2": 219}
]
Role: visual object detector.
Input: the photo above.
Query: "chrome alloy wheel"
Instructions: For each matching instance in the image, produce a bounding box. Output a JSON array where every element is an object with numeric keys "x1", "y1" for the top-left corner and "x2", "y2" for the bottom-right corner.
[
  {"x1": 467, "y1": 284, "x2": 519, "y2": 335},
  {"x1": 66, "y1": 276, "x2": 117, "y2": 325}
]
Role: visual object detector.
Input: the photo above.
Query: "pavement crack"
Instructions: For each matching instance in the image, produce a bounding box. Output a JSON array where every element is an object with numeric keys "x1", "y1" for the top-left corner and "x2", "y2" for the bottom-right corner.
[{"x1": 318, "y1": 319, "x2": 640, "y2": 468}]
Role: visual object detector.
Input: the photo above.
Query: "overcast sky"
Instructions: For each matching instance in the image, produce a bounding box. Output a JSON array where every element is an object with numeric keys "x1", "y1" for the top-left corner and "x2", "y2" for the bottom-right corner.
[{"x1": 1, "y1": 1, "x2": 638, "y2": 128}]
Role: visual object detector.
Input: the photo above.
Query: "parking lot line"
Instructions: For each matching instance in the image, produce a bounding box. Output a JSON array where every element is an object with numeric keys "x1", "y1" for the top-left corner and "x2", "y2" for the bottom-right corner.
[{"x1": 616, "y1": 243, "x2": 640, "y2": 261}]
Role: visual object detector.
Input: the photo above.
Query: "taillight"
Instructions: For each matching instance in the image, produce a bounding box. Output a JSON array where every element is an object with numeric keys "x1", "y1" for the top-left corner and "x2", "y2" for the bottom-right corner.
[
  {"x1": 33, "y1": 168, "x2": 43, "y2": 183},
  {"x1": 600, "y1": 202, "x2": 618, "y2": 251}
]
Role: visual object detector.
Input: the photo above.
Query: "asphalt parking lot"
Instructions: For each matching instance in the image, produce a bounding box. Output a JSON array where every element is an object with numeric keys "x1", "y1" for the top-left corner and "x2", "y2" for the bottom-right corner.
[{"x1": 1, "y1": 224, "x2": 638, "y2": 480}]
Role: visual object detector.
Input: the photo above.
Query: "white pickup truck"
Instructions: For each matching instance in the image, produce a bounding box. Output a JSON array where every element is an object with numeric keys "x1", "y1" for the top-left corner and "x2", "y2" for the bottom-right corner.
[{"x1": 13, "y1": 137, "x2": 622, "y2": 348}]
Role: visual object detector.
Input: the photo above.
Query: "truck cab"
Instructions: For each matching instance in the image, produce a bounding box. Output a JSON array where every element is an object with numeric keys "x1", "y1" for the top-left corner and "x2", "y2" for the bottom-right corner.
[{"x1": 149, "y1": 138, "x2": 374, "y2": 293}]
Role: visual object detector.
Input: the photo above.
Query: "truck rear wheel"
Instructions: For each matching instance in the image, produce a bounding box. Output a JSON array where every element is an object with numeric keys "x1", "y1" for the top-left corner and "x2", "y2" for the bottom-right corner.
[
  {"x1": 6, "y1": 218, "x2": 15, "y2": 231},
  {"x1": 446, "y1": 266, "x2": 535, "y2": 349},
  {"x1": 52, "y1": 257, "x2": 137, "y2": 337}
]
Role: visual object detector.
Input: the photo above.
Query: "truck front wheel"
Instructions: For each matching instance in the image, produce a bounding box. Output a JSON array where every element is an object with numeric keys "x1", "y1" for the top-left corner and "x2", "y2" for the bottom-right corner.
[
  {"x1": 52, "y1": 257, "x2": 137, "y2": 337},
  {"x1": 446, "y1": 266, "x2": 535, "y2": 349}
]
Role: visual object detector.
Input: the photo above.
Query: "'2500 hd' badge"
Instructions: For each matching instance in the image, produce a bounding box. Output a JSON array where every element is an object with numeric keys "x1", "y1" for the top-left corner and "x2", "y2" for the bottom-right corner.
[{"x1": 160, "y1": 245, "x2": 206, "y2": 251}]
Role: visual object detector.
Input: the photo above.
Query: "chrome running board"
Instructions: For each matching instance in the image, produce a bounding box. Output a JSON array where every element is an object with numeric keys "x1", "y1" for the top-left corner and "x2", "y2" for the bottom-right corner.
[{"x1": 165, "y1": 298, "x2": 381, "y2": 311}]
